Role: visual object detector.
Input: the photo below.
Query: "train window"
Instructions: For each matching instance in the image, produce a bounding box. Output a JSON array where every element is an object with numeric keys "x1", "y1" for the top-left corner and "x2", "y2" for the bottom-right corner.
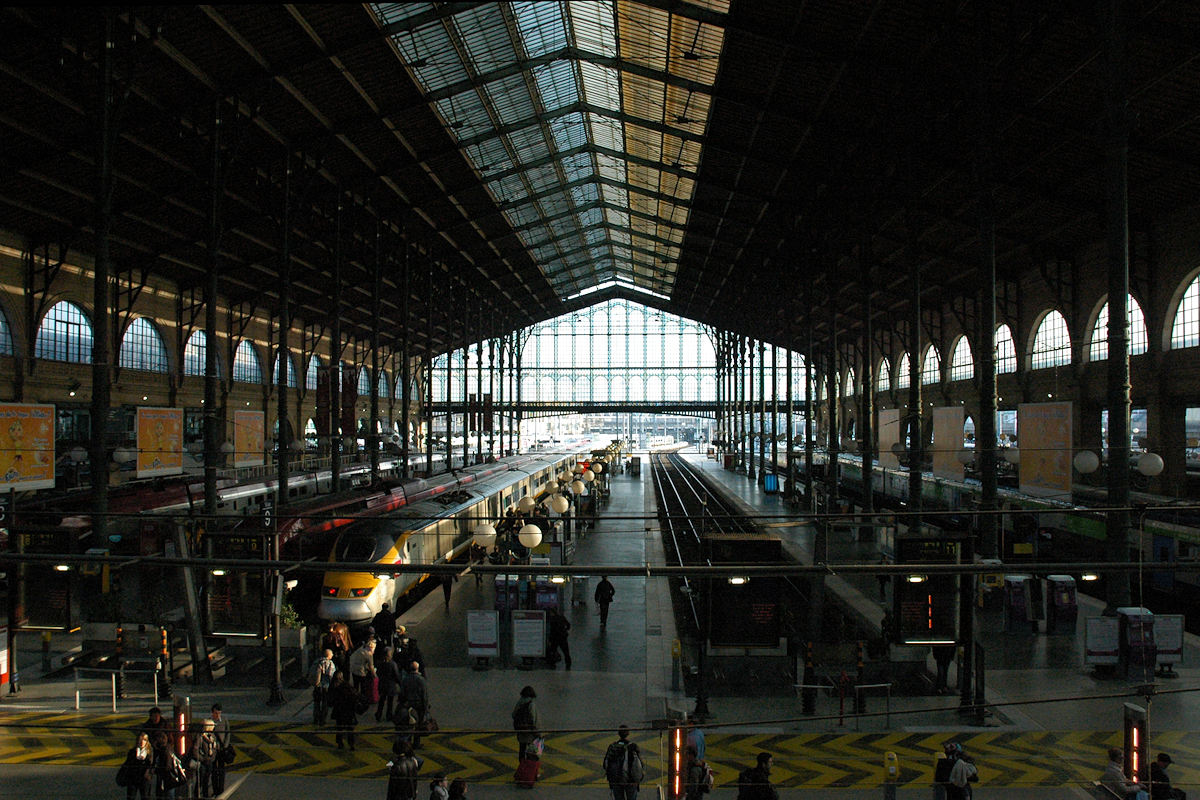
[{"x1": 337, "y1": 535, "x2": 391, "y2": 562}]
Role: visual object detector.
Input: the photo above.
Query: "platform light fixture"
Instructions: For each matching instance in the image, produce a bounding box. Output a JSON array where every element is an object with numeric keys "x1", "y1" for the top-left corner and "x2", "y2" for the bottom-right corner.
[
  {"x1": 906, "y1": 574, "x2": 927, "y2": 583},
  {"x1": 517, "y1": 523, "x2": 542, "y2": 549},
  {"x1": 54, "y1": 564, "x2": 70, "y2": 572},
  {"x1": 211, "y1": 569, "x2": 227, "y2": 577},
  {"x1": 1136, "y1": 452, "x2": 1164, "y2": 477},
  {"x1": 1073, "y1": 450, "x2": 1101, "y2": 474},
  {"x1": 1081, "y1": 573, "x2": 1099, "y2": 581},
  {"x1": 727, "y1": 576, "x2": 748, "y2": 585}
]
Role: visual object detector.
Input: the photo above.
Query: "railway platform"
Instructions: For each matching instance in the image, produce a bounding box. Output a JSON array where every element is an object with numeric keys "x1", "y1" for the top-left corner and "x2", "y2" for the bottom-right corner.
[{"x1": 2, "y1": 454, "x2": 1199, "y2": 798}]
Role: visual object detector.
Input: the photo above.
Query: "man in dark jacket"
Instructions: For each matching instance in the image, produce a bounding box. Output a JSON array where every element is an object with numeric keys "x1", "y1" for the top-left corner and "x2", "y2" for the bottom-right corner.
[
  {"x1": 595, "y1": 576, "x2": 615, "y2": 627},
  {"x1": 546, "y1": 609, "x2": 572, "y2": 669},
  {"x1": 396, "y1": 660, "x2": 429, "y2": 747},
  {"x1": 373, "y1": 603, "x2": 397, "y2": 648},
  {"x1": 376, "y1": 646, "x2": 403, "y2": 722},
  {"x1": 1151, "y1": 753, "x2": 1186, "y2": 800},
  {"x1": 737, "y1": 752, "x2": 778, "y2": 800}
]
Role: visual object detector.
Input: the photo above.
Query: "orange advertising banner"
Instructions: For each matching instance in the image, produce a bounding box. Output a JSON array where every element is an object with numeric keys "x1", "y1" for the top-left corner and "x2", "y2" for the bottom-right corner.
[
  {"x1": 1018, "y1": 401, "x2": 1072, "y2": 498},
  {"x1": 931, "y1": 406, "x2": 964, "y2": 479},
  {"x1": 136, "y1": 407, "x2": 183, "y2": 478},
  {"x1": 234, "y1": 410, "x2": 265, "y2": 468},
  {"x1": 0, "y1": 403, "x2": 55, "y2": 491}
]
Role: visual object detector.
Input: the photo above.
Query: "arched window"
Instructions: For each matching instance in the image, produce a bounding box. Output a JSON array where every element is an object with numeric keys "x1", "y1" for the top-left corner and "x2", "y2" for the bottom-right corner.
[
  {"x1": 950, "y1": 336, "x2": 974, "y2": 381},
  {"x1": 877, "y1": 357, "x2": 891, "y2": 392},
  {"x1": 377, "y1": 370, "x2": 390, "y2": 398},
  {"x1": 34, "y1": 300, "x2": 93, "y2": 363},
  {"x1": 1031, "y1": 310, "x2": 1072, "y2": 369},
  {"x1": 306, "y1": 356, "x2": 321, "y2": 390},
  {"x1": 118, "y1": 318, "x2": 169, "y2": 373},
  {"x1": 896, "y1": 353, "x2": 911, "y2": 389},
  {"x1": 921, "y1": 346, "x2": 940, "y2": 385},
  {"x1": 271, "y1": 354, "x2": 297, "y2": 388},
  {"x1": 1172, "y1": 274, "x2": 1200, "y2": 348},
  {"x1": 0, "y1": 306, "x2": 13, "y2": 356},
  {"x1": 844, "y1": 369, "x2": 856, "y2": 396},
  {"x1": 183, "y1": 331, "x2": 211, "y2": 377},
  {"x1": 233, "y1": 341, "x2": 263, "y2": 383},
  {"x1": 1091, "y1": 296, "x2": 1148, "y2": 360},
  {"x1": 995, "y1": 325, "x2": 1016, "y2": 374},
  {"x1": 358, "y1": 368, "x2": 371, "y2": 397}
]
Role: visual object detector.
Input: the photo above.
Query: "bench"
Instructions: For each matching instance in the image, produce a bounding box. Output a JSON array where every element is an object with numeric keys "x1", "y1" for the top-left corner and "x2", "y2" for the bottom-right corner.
[{"x1": 1092, "y1": 779, "x2": 1129, "y2": 800}]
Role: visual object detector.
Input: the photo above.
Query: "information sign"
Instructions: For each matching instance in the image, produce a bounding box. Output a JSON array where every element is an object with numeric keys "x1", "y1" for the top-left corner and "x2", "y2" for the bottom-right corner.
[
  {"x1": 893, "y1": 535, "x2": 960, "y2": 644},
  {"x1": 1154, "y1": 614, "x2": 1184, "y2": 665},
  {"x1": 1085, "y1": 616, "x2": 1120, "y2": 665},
  {"x1": 512, "y1": 609, "x2": 546, "y2": 658},
  {"x1": 467, "y1": 610, "x2": 499, "y2": 658}
]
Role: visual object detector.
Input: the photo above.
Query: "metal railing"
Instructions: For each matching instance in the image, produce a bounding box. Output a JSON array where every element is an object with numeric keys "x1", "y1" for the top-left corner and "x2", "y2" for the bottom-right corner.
[{"x1": 73, "y1": 665, "x2": 160, "y2": 711}]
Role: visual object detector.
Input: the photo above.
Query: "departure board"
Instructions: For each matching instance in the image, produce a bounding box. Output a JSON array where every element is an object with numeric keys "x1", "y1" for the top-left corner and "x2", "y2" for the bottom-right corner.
[{"x1": 893, "y1": 535, "x2": 960, "y2": 644}]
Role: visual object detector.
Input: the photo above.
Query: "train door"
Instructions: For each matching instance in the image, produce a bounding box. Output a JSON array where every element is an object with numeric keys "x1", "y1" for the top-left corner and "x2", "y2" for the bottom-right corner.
[{"x1": 1151, "y1": 534, "x2": 1175, "y2": 593}]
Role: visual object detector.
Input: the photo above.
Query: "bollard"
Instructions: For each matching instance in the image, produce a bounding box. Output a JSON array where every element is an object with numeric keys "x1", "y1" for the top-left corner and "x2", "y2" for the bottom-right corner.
[
  {"x1": 801, "y1": 641, "x2": 816, "y2": 715},
  {"x1": 41, "y1": 631, "x2": 52, "y2": 672},
  {"x1": 855, "y1": 641, "x2": 866, "y2": 714},
  {"x1": 158, "y1": 627, "x2": 172, "y2": 700},
  {"x1": 115, "y1": 626, "x2": 127, "y2": 699},
  {"x1": 671, "y1": 638, "x2": 682, "y2": 692},
  {"x1": 883, "y1": 751, "x2": 899, "y2": 800}
]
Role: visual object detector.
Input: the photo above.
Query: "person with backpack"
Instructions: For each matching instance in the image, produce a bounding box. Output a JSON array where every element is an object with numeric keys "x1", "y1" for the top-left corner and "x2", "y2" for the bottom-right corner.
[
  {"x1": 737, "y1": 752, "x2": 778, "y2": 800},
  {"x1": 512, "y1": 685, "x2": 541, "y2": 763},
  {"x1": 685, "y1": 744, "x2": 715, "y2": 800},
  {"x1": 602, "y1": 725, "x2": 644, "y2": 800},
  {"x1": 310, "y1": 648, "x2": 337, "y2": 727}
]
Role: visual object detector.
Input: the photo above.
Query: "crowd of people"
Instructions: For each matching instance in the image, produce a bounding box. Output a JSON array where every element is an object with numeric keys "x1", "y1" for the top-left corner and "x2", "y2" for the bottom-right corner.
[{"x1": 117, "y1": 704, "x2": 230, "y2": 800}]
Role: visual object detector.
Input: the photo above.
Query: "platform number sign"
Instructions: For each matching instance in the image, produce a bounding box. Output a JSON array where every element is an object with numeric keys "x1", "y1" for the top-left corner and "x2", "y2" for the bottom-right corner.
[{"x1": 893, "y1": 535, "x2": 960, "y2": 645}]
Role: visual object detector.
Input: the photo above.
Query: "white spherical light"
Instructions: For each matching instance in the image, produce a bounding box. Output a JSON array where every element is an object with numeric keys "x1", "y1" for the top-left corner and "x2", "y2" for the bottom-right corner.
[
  {"x1": 573, "y1": 463, "x2": 584, "y2": 474},
  {"x1": 518, "y1": 524, "x2": 542, "y2": 548},
  {"x1": 956, "y1": 449, "x2": 973, "y2": 465},
  {"x1": 1073, "y1": 450, "x2": 1100, "y2": 474},
  {"x1": 891, "y1": 442, "x2": 906, "y2": 456},
  {"x1": 518, "y1": 495, "x2": 536, "y2": 513},
  {"x1": 582, "y1": 469, "x2": 595, "y2": 482},
  {"x1": 571, "y1": 479, "x2": 585, "y2": 494},
  {"x1": 472, "y1": 523, "x2": 497, "y2": 548},
  {"x1": 1137, "y1": 452, "x2": 1164, "y2": 477},
  {"x1": 545, "y1": 480, "x2": 559, "y2": 494},
  {"x1": 1004, "y1": 448, "x2": 1020, "y2": 465},
  {"x1": 550, "y1": 495, "x2": 570, "y2": 514},
  {"x1": 591, "y1": 462, "x2": 603, "y2": 474}
]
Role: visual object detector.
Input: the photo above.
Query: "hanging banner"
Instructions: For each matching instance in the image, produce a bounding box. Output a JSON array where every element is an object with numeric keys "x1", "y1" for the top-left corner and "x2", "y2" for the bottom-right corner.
[
  {"x1": 932, "y1": 406, "x2": 964, "y2": 480},
  {"x1": 878, "y1": 408, "x2": 901, "y2": 469},
  {"x1": 136, "y1": 407, "x2": 183, "y2": 478},
  {"x1": 1018, "y1": 402, "x2": 1072, "y2": 498},
  {"x1": 233, "y1": 410, "x2": 265, "y2": 468},
  {"x1": 0, "y1": 402, "x2": 55, "y2": 491}
]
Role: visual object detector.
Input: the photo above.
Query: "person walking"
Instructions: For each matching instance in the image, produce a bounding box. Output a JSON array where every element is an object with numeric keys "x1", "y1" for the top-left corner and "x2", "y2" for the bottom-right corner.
[
  {"x1": 209, "y1": 703, "x2": 231, "y2": 796},
  {"x1": 397, "y1": 660, "x2": 430, "y2": 748},
  {"x1": 310, "y1": 648, "x2": 337, "y2": 727},
  {"x1": 546, "y1": 609, "x2": 572, "y2": 669},
  {"x1": 511, "y1": 685, "x2": 541, "y2": 763},
  {"x1": 377, "y1": 646, "x2": 403, "y2": 723},
  {"x1": 373, "y1": 602, "x2": 397, "y2": 648},
  {"x1": 441, "y1": 573, "x2": 456, "y2": 609},
  {"x1": 119, "y1": 732, "x2": 154, "y2": 800},
  {"x1": 595, "y1": 576, "x2": 615, "y2": 628},
  {"x1": 329, "y1": 671, "x2": 361, "y2": 751},
  {"x1": 736, "y1": 752, "x2": 779, "y2": 800},
  {"x1": 602, "y1": 725, "x2": 644, "y2": 800},
  {"x1": 348, "y1": 638, "x2": 378, "y2": 696},
  {"x1": 321, "y1": 621, "x2": 352, "y2": 672},
  {"x1": 387, "y1": 739, "x2": 423, "y2": 800}
]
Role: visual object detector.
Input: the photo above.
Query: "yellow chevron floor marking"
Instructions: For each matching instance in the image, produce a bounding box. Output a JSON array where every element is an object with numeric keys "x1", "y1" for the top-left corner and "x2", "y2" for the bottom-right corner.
[{"x1": 3, "y1": 712, "x2": 1199, "y2": 788}]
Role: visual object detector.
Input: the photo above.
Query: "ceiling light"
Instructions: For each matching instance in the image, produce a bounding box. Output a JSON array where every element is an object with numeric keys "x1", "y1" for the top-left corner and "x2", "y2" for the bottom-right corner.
[{"x1": 906, "y1": 575, "x2": 927, "y2": 583}]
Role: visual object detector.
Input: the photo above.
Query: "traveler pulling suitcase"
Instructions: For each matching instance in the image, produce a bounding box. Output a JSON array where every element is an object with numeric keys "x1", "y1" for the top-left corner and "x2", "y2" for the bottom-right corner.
[{"x1": 514, "y1": 756, "x2": 541, "y2": 788}]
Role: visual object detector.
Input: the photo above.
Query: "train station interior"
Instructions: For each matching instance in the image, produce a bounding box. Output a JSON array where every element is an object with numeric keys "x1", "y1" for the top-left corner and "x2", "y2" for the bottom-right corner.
[{"x1": 3, "y1": 2, "x2": 1200, "y2": 798}]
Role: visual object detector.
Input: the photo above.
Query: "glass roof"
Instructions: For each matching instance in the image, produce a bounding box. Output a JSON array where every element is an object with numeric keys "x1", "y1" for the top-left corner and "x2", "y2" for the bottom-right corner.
[{"x1": 370, "y1": 1, "x2": 728, "y2": 300}]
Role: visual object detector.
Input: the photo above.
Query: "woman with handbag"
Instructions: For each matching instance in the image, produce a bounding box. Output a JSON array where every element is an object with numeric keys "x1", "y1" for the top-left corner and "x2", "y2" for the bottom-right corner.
[
  {"x1": 118, "y1": 732, "x2": 154, "y2": 800},
  {"x1": 151, "y1": 731, "x2": 187, "y2": 800},
  {"x1": 188, "y1": 719, "x2": 220, "y2": 799}
]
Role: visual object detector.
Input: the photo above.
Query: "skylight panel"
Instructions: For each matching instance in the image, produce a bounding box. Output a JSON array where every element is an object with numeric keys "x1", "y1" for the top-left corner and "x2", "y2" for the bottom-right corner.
[
  {"x1": 609, "y1": 228, "x2": 631, "y2": 246},
  {"x1": 469, "y1": 137, "x2": 512, "y2": 175},
  {"x1": 513, "y1": 1, "x2": 569, "y2": 58},
  {"x1": 484, "y1": 73, "x2": 538, "y2": 121},
  {"x1": 548, "y1": 112, "x2": 588, "y2": 151},
  {"x1": 594, "y1": 150, "x2": 626, "y2": 183},
  {"x1": 434, "y1": 92, "x2": 490, "y2": 141},
  {"x1": 532, "y1": 61, "x2": 580, "y2": 113},
  {"x1": 579, "y1": 207, "x2": 603, "y2": 228},
  {"x1": 588, "y1": 113, "x2": 623, "y2": 153},
  {"x1": 570, "y1": 182, "x2": 600, "y2": 206},
  {"x1": 397, "y1": 24, "x2": 468, "y2": 93},
  {"x1": 586, "y1": 228, "x2": 608, "y2": 246},
  {"x1": 504, "y1": 204, "x2": 541, "y2": 229},
  {"x1": 605, "y1": 207, "x2": 630, "y2": 229},
  {"x1": 370, "y1": 3, "x2": 433, "y2": 26},
  {"x1": 560, "y1": 151, "x2": 594, "y2": 179},
  {"x1": 488, "y1": 173, "x2": 527, "y2": 203},
  {"x1": 454, "y1": 5, "x2": 516, "y2": 66},
  {"x1": 548, "y1": 215, "x2": 577, "y2": 240},
  {"x1": 567, "y1": 1, "x2": 617, "y2": 57},
  {"x1": 601, "y1": 184, "x2": 629, "y2": 208},
  {"x1": 524, "y1": 163, "x2": 561, "y2": 194},
  {"x1": 590, "y1": 246, "x2": 611, "y2": 262},
  {"x1": 578, "y1": 62, "x2": 621, "y2": 112},
  {"x1": 507, "y1": 124, "x2": 551, "y2": 164}
]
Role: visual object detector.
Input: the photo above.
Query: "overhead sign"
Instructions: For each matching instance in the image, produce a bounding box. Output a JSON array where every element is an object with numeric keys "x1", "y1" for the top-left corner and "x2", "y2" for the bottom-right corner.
[
  {"x1": 136, "y1": 407, "x2": 183, "y2": 478},
  {"x1": 233, "y1": 410, "x2": 265, "y2": 467},
  {"x1": 894, "y1": 535, "x2": 960, "y2": 645},
  {"x1": 0, "y1": 403, "x2": 55, "y2": 491}
]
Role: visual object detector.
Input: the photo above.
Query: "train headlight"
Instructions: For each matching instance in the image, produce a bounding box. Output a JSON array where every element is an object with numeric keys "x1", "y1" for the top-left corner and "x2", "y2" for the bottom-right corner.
[
  {"x1": 322, "y1": 586, "x2": 338, "y2": 597},
  {"x1": 349, "y1": 587, "x2": 372, "y2": 597}
]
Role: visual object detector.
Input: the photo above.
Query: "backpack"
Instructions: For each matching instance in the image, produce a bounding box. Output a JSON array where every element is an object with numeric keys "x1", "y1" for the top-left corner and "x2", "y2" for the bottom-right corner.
[
  {"x1": 604, "y1": 741, "x2": 643, "y2": 785},
  {"x1": 627, "y1": 745, "x2": 645, "y2": 784},
  {"x1": 698, "y1": 761, "x2": 715, "y2": 794},
  {"x1": 513, "y1": 701, "x2": 534, "y2": 730}
]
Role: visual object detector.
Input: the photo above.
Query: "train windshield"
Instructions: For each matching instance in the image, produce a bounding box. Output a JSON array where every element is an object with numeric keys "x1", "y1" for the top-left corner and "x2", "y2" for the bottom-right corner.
[{"x1": 336, "y1": 534, "x2": 393, "y2": 562}]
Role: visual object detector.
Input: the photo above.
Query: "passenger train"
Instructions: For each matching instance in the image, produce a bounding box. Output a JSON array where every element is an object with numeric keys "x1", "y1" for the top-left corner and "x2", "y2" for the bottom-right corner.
[{"x1": 318, "y1": 447, "x2": 587, "y2": 622}]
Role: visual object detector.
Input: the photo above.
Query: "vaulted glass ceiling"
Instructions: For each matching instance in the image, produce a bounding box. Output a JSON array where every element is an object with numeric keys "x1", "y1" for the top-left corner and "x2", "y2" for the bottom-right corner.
[{"x1": 370, "y1": 1, "x2": 728, "y2": 301}]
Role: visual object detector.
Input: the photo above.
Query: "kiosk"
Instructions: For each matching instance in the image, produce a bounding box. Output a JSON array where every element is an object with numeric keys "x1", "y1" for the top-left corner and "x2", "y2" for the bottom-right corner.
[
  {"x1": 1044, "y1": 575, "x2": 1078, "y2": 634},
  {"x1": 1116, "y1": 607, "x2": 1155, "y2": 678},
  {"x1": 1002, "y1": 575, "x2": 1036, "y2": 633}
]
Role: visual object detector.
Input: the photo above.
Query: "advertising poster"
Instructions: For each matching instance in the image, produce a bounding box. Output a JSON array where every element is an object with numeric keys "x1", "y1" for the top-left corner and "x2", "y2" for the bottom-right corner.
[
  {"x1": 0, "y1": 402, "x2": 55, "y2": 491},
  {"x1": 1085, "y1": 616, "x2": 1120, "y2": 665},
  {"x1": 511, "y1": 609, "x2": 546, "y2": 658},
  {"x1": 1018, "y1": 402, "x2": 1072, "y2": 498},
  {"x1": 234, "y1": 410, "x2": 265, "y2": 467},
  {"x1": 467, "y1": 610, "x2": 500, "y2": 658},
  {"x1": 1156, "y1": 615, "x2": 1184, "y2": 666},
  {"x1": 878, "y1": 409, "x2": 901, "y2": 469},
  {"x1": 932, "y1": 406, "x2": 964, "y2": 479},
  {"x1": 136, "y1": 407, "x2": 183, "y2": 478}
]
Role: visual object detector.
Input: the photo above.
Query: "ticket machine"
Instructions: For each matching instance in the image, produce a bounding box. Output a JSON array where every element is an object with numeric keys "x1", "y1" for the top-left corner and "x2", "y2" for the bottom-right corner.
[
  {"x1": 1002, "y1": 575, "x2": 1036, "y2": 633},
  {"x1": 1116, "y1": 606, "x2": 1156, "y2": 678},
  {"x1": 1044, "y1": 575, "x2": 1078, "y2": 634}
]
